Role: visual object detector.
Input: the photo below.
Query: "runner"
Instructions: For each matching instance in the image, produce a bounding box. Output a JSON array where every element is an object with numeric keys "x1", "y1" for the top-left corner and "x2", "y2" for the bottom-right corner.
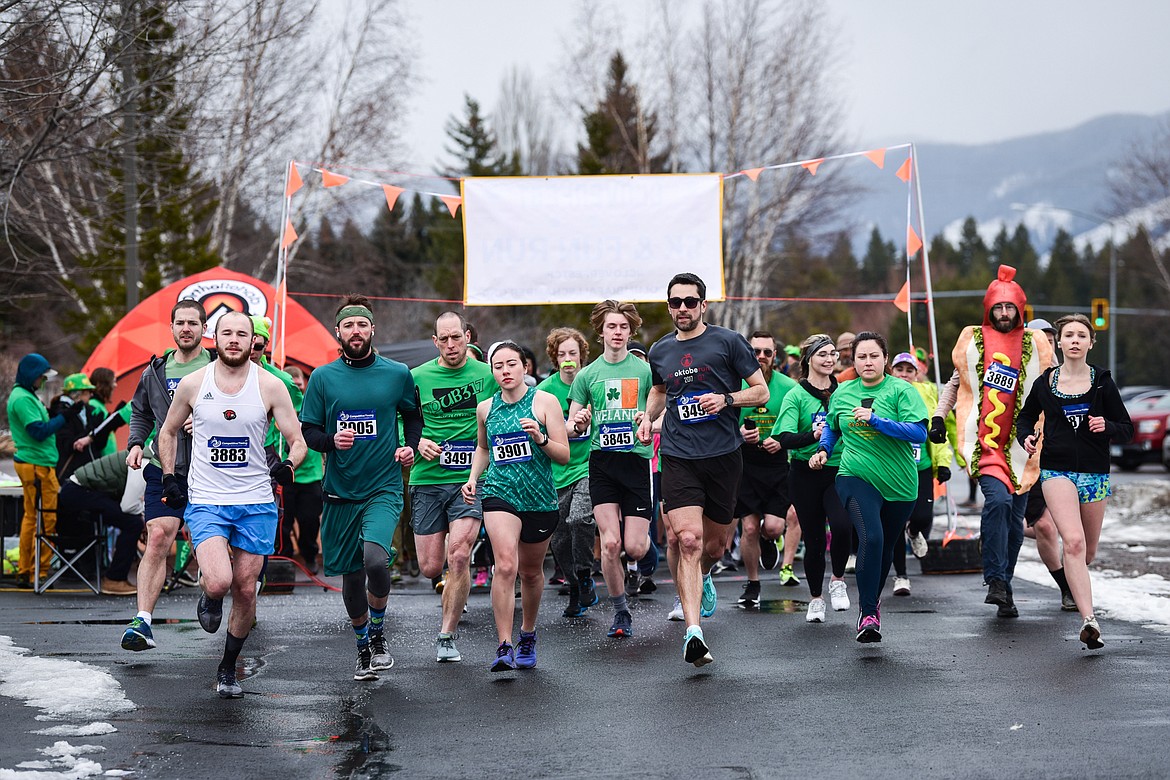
[
  {"x1": 734, "y1": 330, "x2": 798, "y2": 609},
  {"x1": 772, "y1": 333, "x2": 852, "y2": 623},
  {"x1": 1018, "y1": 313, "x2": 1132, "y2": 649},
  {"x1": 637, "y1": 273, "x2": 768, "y2": 667},
  {"x1": 461, "y1": 341, "x2": 569, "y2": 672},
  {"x1": 410, "y1": 312, "x2": 497, "y2": 663},
  {"x1": 810, "y1": 332, "x2": 928, "y2": 643},
  {"x1": 536, "y1": 327, "x2": 599, "y2": 618},
  {"x1": 566, "y1": 300, "x2": 653, "y2": 638},
  {"x1": 121, "y1": 299, "x2": 213, "y2": 651},
  {"x1": 157, "y1": 312, "x2": 306, "y2": 697},
  {"x1": 300, "y1": 295, "x2": 421, "y2": 681}
]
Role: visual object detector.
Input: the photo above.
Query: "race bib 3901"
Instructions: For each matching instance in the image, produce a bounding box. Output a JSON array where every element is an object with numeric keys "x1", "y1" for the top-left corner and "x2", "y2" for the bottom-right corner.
[
  {"x1": 491, "y1": 431, "x2": 532, "y2": 464},
  {"x1": 337, "y1": 409, "x2": 377, "y2": 440}
]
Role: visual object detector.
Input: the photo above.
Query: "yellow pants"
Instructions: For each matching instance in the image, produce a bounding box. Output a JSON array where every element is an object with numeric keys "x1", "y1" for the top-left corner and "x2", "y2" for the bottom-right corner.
[{"x1": 15, "y1": 462, "x2": 58, "y2": 578}]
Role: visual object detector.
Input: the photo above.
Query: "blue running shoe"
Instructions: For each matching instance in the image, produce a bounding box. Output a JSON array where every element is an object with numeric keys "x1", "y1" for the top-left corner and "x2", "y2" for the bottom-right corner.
[
  {"x1": 515, "y1": 631, "x2": 537, "y2": 668},
  {"x1": 197, "y1": 591, "x2": 223, "y2": 633},
  {"x1": 700, "y1": 573, "x2": 717, "y2": 618},
  {"x1": 683, "y1": 625, "x2": 714, "y2": 667},
  {"x1": 490, "y1": 641, "x2": 516, "y2": 672},
  {"x1": 562, "y1": 602, "x2": 587, "y2": 618},
  {"x1": 579, "y1": 577, "x2": 598, "y2": 608},
  {"x1": 607, "y1": 610, "x2": 633, "y2": 638},
  {"x1": 121, "y1": 617, "x2": 156, "y2": 651}
]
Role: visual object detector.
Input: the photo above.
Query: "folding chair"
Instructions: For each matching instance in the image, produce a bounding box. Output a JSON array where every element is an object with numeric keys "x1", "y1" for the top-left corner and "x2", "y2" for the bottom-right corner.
[{"x1": 33, "y1": 475, "x2": 105, "y2": 594}]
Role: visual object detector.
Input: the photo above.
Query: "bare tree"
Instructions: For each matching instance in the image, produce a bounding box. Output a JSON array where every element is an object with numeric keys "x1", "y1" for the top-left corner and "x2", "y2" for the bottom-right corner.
[{"x1": 493, "y1": 65, "x2": 559, "y2": 175}]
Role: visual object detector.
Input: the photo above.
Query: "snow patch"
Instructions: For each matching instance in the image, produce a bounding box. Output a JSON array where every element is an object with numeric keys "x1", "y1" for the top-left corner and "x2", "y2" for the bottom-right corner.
[
  {"x1": 32, "y1": 724, "x2": 117, "y2": 738},
  {"x1": 0, "y1": 742, "x2": 105, "y2": 780},
  {"x1": 0, "y1": 637, "x2": 134, "y2": 720}
]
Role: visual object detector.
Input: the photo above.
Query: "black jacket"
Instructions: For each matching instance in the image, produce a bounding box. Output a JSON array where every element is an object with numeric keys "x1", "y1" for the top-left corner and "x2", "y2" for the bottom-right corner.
[{"x1": 1016, "y1": 366, "x2": 1132, "y2": 474}]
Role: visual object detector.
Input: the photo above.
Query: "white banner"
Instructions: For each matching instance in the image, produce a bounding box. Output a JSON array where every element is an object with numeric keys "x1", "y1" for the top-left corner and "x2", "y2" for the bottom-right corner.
[{"x1": 462, "y1": 174, "x2": 724, "y2": 306}]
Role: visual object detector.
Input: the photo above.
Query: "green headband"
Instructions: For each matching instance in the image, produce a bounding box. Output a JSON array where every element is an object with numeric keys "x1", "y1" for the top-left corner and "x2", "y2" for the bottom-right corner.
[{"x1": 336, "y1": 305, "x2": 374, "y2": 326}]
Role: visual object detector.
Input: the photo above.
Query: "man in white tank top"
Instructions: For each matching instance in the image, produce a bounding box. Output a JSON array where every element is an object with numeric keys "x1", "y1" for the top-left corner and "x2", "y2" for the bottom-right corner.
[{"x1": 158, "y1": 311, "x2": 306, "y2": 699}]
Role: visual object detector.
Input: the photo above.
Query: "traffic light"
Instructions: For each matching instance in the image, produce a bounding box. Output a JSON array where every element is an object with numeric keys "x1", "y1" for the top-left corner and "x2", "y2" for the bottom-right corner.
[{"x1": 1091, "y1": 298, "x2": 1109, "y2": 330}]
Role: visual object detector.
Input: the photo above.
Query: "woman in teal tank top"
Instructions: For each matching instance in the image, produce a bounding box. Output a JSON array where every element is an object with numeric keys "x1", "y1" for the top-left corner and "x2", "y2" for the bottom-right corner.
[{"x1": 462, "y1": 342, "x2": 569, "y2": 672}]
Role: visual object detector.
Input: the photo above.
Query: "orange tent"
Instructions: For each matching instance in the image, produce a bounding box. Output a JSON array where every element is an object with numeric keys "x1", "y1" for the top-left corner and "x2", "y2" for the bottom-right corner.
[{"x1": 83, "y1": 267, "x2": 339, "y2": 412}]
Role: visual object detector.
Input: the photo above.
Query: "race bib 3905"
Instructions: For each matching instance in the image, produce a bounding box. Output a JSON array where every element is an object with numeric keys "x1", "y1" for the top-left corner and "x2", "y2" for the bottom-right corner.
[{"x1": 337, "y1": 409, "x2": 377, "y2": 440}]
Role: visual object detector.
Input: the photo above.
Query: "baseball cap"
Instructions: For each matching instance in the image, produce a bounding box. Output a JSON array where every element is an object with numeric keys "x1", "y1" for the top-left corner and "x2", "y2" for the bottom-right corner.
[
  {"x1": 1027, "y1": 318, "x2": 1056, "y2": 334},
  {"x1": 250, "y1": 315, "x2": 271, "y2": 340},
  {"x1": 784, "y1": 345, "x2": 800, "y2": 357},
  {"x1": 892, "y1": 352, "x2": 918, "y2": 368},
  {"x1": 63, "y1": 372, "x2": 96, "y2": 392},
  {"x1": 628, "y1": 341, "x2": 647, "y2": 357}
]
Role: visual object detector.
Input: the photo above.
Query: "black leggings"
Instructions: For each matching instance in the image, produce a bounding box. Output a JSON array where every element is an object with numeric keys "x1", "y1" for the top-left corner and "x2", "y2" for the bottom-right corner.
[
  {"x1": 341, "y1": 541, "x2": 393, "y2": 619},
  {"x1": 893, "y1": 469, "x2": 934, "y2": 576},
  {"x1": 789, "y1": 460, "x2": 851, "y2": 598},
  {"x1": 836, "y1": 475, "x2": 915, "y2": 617}
]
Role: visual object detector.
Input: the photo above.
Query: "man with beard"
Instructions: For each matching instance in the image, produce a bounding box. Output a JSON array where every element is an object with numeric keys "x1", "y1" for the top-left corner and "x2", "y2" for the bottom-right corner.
[
  {"x1": 411, "y1": 312, "x2": 497, "y2": 663},
  {"x1": 121, "y1": 299, "x2": 213, "y2": 651},
  {"x1": 637, "y1": 273, "x2": 768, "y2": 667},
  {"x1": 835, "y1": 331, "x2": 858, "y2": 381},
  {"x1": 158, "y1": 311, "x2": 306, "y2": 698},
  {"x1": 930, "y1": 266, "x2": 1054, "y2": 617},
  {"x1": 735, "y1": 331, "x2": 799, "y2": 608},
  {"x1": 300, "y1": 295, "x2": 422, "y2": 681}
]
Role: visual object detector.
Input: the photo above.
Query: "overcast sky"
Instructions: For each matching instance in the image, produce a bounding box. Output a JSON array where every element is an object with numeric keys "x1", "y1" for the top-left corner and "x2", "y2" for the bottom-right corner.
[{"x1": 402, "y1": 0, "x2": 1170, "y2": 170}]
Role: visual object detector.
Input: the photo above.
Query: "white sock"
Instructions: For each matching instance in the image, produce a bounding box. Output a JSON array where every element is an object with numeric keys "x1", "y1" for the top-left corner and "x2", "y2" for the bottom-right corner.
[{"x1": 137, "y1": 611, "x2": 152, "y2": 625}]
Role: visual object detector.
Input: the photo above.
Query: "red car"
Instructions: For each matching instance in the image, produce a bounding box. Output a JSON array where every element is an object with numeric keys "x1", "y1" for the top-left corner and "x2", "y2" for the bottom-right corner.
[{"x1": 1113, "y1": 393, "x2": 1170, "y2": 471}]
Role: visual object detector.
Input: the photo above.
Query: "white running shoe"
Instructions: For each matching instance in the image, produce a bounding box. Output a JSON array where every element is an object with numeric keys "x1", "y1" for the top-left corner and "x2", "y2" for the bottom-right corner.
[
  {"x1": 829, "y1": 579, "x2": 850, "y2": 611},
  {"x1": 909, "y1": 531, "x2": 929, "y2": 558},
  {"x1": 667, "y1": 597, "x2": 684, "y2": 621},
  {"x1": 806, "y1": 597, "x2": 826, "y2": 623},
  {"x1": 845, "y1": 554, "x2": 857, "y2": 573},
  {"x1": 893, "y1": 576, "x2": 911, "y2": 596}
]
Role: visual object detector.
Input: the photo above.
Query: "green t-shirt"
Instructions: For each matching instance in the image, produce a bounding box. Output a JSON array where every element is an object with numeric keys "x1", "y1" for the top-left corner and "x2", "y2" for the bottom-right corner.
[
  {"x1": 567, "y1": 352, "x2": 652, "y2": 459},
  {"x1": 537, "y1": 372, "x2": 591, "y2": 488},
  {"x1": 261, "y1": 359, "x2": 303, "y2": 452},
  {"x1": 410, "y1": 358, "x2": 497, "y2": 485},
  {"x1": 89, "y1": 398, "x2": 117, "y2": 457},
  {"x1": 740, "y1": 370, "x2": 797, "y2": 462},
  {"x1": 828, "y1": 375, "x2": 928, "y2": 502},
  {"x1": 148, "y1": 349, "x2": 212, "y2": 469},
  {"x1": 773, "y1": 382, "x2": 839, "y2": 466},
  {"x1": 300, "y1": 355, "x2": 417, "y2": 501},
  {"x1": 6, "y1": 386, "x2": 57, "y2": 467}
]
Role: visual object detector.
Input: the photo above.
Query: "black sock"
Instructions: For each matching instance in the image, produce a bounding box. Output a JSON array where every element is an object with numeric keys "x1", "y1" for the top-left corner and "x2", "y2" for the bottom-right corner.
[
  {"x1": 218, "y1": 631, "x2": 246, "y2": 674},
  {"x1": 1050, "y1": 567, "x2": 1071, "y2": 596}
]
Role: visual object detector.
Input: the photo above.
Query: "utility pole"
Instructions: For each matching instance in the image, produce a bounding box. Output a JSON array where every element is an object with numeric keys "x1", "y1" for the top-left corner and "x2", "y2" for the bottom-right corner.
[{"x1": 121, "y1": 0, "x2": 139, "y2": 311}]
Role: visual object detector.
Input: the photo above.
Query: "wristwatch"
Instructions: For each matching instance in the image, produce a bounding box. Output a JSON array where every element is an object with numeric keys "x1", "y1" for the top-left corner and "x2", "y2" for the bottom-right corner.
[{"x1": 723, "y1": 393, "x2": 735, "y2": 409}]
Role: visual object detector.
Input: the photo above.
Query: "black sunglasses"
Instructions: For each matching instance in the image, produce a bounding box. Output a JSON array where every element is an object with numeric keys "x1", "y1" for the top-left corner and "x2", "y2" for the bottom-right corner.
[
  {"x1": 753, "y1": 348, "x2": 774, "y2": 357},
  {"x1": 667, "y1": 296, "x2": 702, "y2": 310},
  {"x1": 252, "y1": 341, "x2": 267, "y2": 351}
]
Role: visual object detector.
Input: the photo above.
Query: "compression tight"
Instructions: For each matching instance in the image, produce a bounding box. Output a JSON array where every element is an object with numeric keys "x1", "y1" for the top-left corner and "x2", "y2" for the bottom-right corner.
[
  {"x1": 835, "y1": 475, "x2": 915, "y2": 618},
  {"x1": 340, "y1": 541, "x2": 394, "y2": 619},
  {"x1": 789, "y1": 460, "x2": 850, "y2": 598}
]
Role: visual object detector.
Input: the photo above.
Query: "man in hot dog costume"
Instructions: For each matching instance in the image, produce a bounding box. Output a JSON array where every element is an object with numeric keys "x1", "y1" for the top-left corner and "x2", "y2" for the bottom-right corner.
[{"x1": 929, "y1": 266, "x2": 1054, "y2": 618}]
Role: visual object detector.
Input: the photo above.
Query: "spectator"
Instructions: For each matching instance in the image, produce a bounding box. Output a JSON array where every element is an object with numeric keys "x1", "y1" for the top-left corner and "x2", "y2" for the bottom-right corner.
[{"x1": 49, "y1": 373, "x2": 110, "y2": 481}]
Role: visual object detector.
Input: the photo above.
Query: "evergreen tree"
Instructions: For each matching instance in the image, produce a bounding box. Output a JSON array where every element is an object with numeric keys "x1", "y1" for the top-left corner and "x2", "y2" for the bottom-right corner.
[
  {"x1": 577, "y1": 52, "x2": 670, "y2": 175},
  {"x1": 65, "y1": 2, "x2": 219, "y2": 355},
  {"x1": 859, "y1": 227, "x2": 896, "y2": 291}
]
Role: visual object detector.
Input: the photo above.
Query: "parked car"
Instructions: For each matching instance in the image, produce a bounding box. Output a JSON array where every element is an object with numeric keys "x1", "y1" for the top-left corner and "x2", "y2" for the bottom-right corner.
[{"x1": 1113, "y1": 392, "x2": 1170, "y2": 471}]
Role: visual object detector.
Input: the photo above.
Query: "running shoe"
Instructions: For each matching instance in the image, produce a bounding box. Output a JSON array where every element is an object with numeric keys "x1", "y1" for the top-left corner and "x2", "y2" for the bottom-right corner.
[
  {"x1": 893, "y1": 576, "x2": 911, "y2": 597},
  {"x1": 433, "y1": 573, "x2": 447, "y2": 594},
  {"x1": 806, "y1": 597, "x2": 827, "y2": 623},
  {"x1": 1080, "y1": 616, "x2": 1104, "y2": 649},
  {"x1": 667, "y1": 597, "x2": 684, "y2": 622},
  {"x1": 624, "y1": 569, "x2": 642, "y2": 599},
  {"x1": 389, "y1": 565, "x2": 403, "y2": 583},
  {"x1": 710, "y1": 558, "x2": 736, "y2": 576},
  {"x1": 997, "y1": 600, "x2": 1019, "y2": 619},
  {"x1": 120, "y1": 617, "x2": 156, "y2": 651},
  {"x1": 779, "y1": 564, "x2": 800, "y2": 587},
  {"x1": 829, "y1": 579, "x2": 850, "y2": 611},
  {"x1": 436, "y1": 632, "x2": 462, "y2": 662},
  {"x1": 490, "y1": 641, "x2": 517, "y2": 672},
  {"x1": 793, "y1": 541, "x2": 805, "y2": 561},
  {"x1": 737, "y1": 580, "x2": 761, "y2": 609},
  {"x1": 759, "y1": 538, "x2": 780, "y2": 571},
  {"x1": 1061, "y1": 591, "x2": 1078, "y2": 612},
  {"x1": 562, "y1": 600, "x2": 587, "y2": 618},
  {"x1": 700, "y1": 573, "x2": 717, "y2": 617},
  {"x1": 638, "y1": 576, "x2": 658, "y2": 594},
  {"x1": 176, "y1": 569, "x2": 200, "y2": 588},
  {"x1": 683, "y1": 625, "x2": 714, "y2": 667},
  {"x1": 216, "y1": 669, "x2": 244, "y2": 699},
  {"x1": 608, "y1": 610, "x2": 634, "y2": 638},
  {"x1": 909, "y1": 531, "x2": 929, "y2": 559},
  {"x1": 579, "y1": 576, "x2": 599, "y2": 608},
  {"x1": 515, "y1": 630, "x2": 538, "y2": 668},
  {"x1": 985, "y1": 578, "x2": 1009, "y2": 606},
  {"x1": 369, "y1": 632, "x2": 394, "y2": 671},
  {"x1": 472, "y1": 567, "x2": 489, "y2": 590},
  {"x1": 197, "y1": 591, "x2": 223, "y2": 633},
  {"x1": 354, "y1": 646, "x2": 378, "y2": 681},
  {"x1": 845, "y1": 554, "x2": 857, "y2": 573},
  {"x1": 856, "y1": 613, "x2": 882, "y2": 643}
]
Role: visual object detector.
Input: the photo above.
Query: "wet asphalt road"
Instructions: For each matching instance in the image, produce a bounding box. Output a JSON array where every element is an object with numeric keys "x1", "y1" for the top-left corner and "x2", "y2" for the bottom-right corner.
[{"x1": 2, "y1": 561, "x2": 1169, "y2": 779}]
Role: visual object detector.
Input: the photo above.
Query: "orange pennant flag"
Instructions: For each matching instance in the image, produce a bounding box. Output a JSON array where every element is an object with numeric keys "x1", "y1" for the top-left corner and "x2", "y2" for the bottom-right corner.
[
  {"x1": 383, "y1": 184, "x2": 404, "y2": 212},
  {"x1": 863, "y1": 148, "x2": 886, "y2": 169},
  {"x1": 895, "y1": 157, "x2": 912, "y2": 183},
  {"x1": 934, "y1": 479, "x2": 947, "y2": 500},
  {"x1": 907, "y1": 225, "x2": 923, "y2": 257},
  {"x1": 439, "y1": 195, "x2": 461, "y2": 217},
  {"x1": 893, "y1": 281, "x2": 911, "y2": 313},
  {"x1": 800, "y1": 158, "x2": 824, "y2": 176},
  {"x1": 321, "y1": 169, "x2": 349, "y2": 188},
  {"x1": 743, "y1": 167, "x2": 764, "y2": 181},
  {"x1": 285, "y1": 163, "x2": 303, "y2": 198},
  {"x1": 280, "y1": 219, "x2": 297, "y2": 249}
]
